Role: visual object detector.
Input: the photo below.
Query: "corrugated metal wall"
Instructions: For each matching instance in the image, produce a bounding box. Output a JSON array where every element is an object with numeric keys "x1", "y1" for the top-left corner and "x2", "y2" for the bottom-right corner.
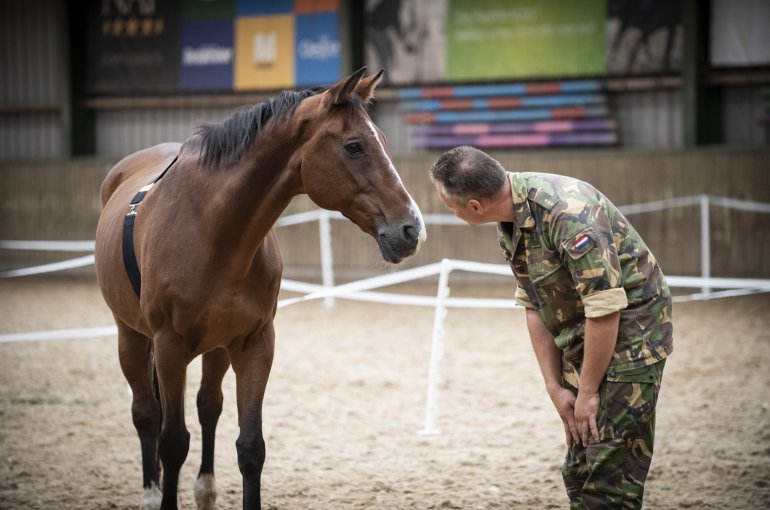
[
  {"x1": 95, "y1": 107, "x2": 235, "y2": 158},
  {"x1": 723, "y1": 85, "x2": 769, "y2": 145},
  {"x1": 613, "y1": 89, "x2": 683, "y2": 148},
  {"x1": 0, "y1": 0, "x2": 66, "y2": 160}
]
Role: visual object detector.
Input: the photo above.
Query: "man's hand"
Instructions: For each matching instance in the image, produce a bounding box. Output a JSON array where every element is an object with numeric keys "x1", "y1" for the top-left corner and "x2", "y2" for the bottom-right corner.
[
  {"x1": 574, "y1": 389, "x2": 600, "y2": 446},
  {"x1": 573, "y1": 310, "x2": 620, "y2": 447},
  {"x1": 549, "y1": 387, "x2": 581, "y2": 447}
]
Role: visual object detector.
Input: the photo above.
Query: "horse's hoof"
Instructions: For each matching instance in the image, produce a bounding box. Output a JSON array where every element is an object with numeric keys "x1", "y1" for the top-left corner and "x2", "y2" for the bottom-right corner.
[
  {"x1": 139, "y1": 481, "x2": 162, "y2": 510},
  {"x1": 194, "y1": 473, "x2": 217, "y2": 510}
]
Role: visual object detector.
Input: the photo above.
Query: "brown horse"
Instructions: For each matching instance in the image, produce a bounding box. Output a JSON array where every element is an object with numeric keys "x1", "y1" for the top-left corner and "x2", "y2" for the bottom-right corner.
[{"x1": 94, "y1": 68, "x2": 425, "y2": 510}]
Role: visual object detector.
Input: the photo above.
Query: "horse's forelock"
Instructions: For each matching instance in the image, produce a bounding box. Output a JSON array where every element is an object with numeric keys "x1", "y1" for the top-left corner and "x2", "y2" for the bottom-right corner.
[{"x1": 323, "y1": 92, "x2": 368, "y2": 124}]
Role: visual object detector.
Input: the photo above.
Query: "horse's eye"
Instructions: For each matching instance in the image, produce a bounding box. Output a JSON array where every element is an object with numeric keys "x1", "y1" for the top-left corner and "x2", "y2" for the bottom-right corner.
[{"x1": 344, "y1": 141, "x2": 364, "y2": 157}]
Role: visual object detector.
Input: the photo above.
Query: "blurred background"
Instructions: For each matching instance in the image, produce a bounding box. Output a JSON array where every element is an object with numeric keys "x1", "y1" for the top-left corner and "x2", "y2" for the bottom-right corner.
[{"x1": 1, "y1": 0, "x2": 768, "y2": 282}]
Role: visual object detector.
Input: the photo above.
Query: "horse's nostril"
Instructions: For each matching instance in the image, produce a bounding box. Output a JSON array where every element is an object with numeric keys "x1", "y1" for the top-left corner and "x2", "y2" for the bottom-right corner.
[{"x1": 403, "y1": 223, "x2": 419, "y2": 242}]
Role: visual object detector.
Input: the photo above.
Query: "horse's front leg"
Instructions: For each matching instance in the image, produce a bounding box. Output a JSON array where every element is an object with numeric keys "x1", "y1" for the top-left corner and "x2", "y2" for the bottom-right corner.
[
  {"x1": 229, "y1": 322, "x2": 275, "y2": 509},
  {"x1": 154, "y1": 331, "x2": 193, "y2": 510},
  {"x1": 195, "y1": 348, "x2": 230, "y2": 510}
]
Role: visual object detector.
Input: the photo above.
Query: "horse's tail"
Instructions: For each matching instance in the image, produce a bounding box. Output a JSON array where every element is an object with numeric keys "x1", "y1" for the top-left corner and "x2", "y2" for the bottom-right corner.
[{"x1": 151, "y1": 352, "x2": 162, "y2": 475}]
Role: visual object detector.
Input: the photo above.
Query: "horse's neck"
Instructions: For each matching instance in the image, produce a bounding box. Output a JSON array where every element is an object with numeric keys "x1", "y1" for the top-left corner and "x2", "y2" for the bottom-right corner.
[{"x1": 185, "y1": 140, "x2": 303, "y2": 271}]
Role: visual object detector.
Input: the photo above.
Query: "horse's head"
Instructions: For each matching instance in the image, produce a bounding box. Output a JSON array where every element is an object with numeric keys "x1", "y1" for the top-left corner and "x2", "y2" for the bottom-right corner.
[{"x1": 294, "y1": 68, "x2": 426, "y2": 264}]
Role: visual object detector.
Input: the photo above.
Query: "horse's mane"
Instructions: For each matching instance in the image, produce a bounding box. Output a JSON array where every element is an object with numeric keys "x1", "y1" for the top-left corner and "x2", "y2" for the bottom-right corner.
[{"x1": 196, "y1": 88, "x2": 321, "y2": 169}]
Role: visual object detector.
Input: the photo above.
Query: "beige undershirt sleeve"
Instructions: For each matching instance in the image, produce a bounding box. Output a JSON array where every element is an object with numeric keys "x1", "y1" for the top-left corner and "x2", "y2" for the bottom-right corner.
[
  {"x1": 582, "y1": 287, "x2": 628, "y2": 318},
  {"x1": 514, "y1": 285, "x2": 537, "y2": 309}
]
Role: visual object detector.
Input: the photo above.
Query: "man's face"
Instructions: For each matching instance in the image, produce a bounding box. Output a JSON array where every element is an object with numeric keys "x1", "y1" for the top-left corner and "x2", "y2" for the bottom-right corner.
[{"x1": 435, "y1": 181, "x2": 482, "y2": 226}]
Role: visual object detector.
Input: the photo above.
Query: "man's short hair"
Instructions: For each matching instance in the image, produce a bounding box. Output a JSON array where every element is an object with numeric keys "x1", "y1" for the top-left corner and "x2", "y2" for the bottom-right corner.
[{"x1": 429, "y1": 146, "x2": 507, "y2": 204}]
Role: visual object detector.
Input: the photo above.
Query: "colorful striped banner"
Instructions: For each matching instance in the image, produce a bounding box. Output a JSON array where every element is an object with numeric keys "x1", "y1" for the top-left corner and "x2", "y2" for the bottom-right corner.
[
  {"x1": 397, "y1": 80, "x2": 602, "y2": 99},
  {"x1": 405, "y1": 105, "x2": 609, "y2": 124},
  {"x1": 399, "y1": 79, "x2": 616, "y2": 150},
  {"x1": 401, "y1": 94, "x2": 605, "y2": 112},
  {"x1": 412, "y1": 132, "x2": 618, "y2": 149},
  {"x1": 409, "y1": 119, "x2": 617, "y2": 136}
]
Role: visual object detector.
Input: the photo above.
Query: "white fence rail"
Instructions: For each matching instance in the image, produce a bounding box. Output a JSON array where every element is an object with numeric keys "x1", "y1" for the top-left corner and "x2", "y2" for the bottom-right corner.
[
  {"x1": 4, "y1": 193, "x2": 769, "y2": 283},
  {"x1": 3, "y1": 194, "x2": 770, "y2": 434}
]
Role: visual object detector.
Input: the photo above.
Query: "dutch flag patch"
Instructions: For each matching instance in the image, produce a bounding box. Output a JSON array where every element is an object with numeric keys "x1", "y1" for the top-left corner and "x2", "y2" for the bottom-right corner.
[{"x1": 573, "y1": 233, "x2": 591, "y2": 251}]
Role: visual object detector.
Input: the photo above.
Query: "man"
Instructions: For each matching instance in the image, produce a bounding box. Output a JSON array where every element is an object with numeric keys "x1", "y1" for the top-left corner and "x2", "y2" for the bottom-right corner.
[{"x1": 430, "y1": 146, "x2": 672, "y2": 509}]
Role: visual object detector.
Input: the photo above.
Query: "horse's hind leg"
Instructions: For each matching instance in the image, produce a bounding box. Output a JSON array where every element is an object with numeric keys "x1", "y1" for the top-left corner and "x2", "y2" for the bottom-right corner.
[
  {"x1": 194, "y1": 348, "x2": 230, "y2": 510},
  {"x1": 116, "y1": 320, "x2": 162, "y2": 510},
  {"x1": 153, "y1": 330, "x2": 193, "y2": 510},
  {"x1": 229, "y1": 323, "x2": 275, "y2": 509}
]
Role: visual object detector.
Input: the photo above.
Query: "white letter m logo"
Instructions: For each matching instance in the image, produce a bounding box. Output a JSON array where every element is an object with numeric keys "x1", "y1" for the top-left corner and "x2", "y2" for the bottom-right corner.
[{"x1": 253, "y1": 32, "x2": 277, "y2": 66}]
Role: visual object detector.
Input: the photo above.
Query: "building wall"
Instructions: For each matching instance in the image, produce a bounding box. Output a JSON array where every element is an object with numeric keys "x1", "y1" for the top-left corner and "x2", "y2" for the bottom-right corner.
[
  {"x1": 2, "y1": 149, "x2": 768, "y2": 279},
  {"x1": 614, "y1": 89, "x2": 683, "y2": 148},
  {"x1": 723, "y1": 85, "x2": 769, "y2": 145},
  {"x1": 95, "y1": 107, "x2": 234, "y2": 158},
  {"x1": 0, "y1": 0, "x2": 67, "y2": 160}
]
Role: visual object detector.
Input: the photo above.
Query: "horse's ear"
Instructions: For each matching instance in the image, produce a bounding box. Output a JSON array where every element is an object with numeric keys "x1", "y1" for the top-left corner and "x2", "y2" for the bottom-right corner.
[
  {"x1": 355, "y1": 68, "x2": 384, "y2": 103},
  {"x1": 325, "y1": 67, "x2": 367, "y2": 107}
]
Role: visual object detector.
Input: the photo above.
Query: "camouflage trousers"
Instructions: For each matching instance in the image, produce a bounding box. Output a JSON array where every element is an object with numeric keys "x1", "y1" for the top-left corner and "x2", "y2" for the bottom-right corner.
[{"x1": 561, "y1": 360, "x2": 666, "y2": 509}]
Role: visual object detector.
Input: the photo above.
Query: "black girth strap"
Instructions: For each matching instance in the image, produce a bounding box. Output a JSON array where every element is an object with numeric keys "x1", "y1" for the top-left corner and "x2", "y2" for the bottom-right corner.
[{"x1": 122, "y1": 155, "x2": 178, "y2": 298}]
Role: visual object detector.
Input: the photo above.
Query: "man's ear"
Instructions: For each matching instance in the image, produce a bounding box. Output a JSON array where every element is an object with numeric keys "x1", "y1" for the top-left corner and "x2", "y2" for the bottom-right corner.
[{"x1": 468, "y1": 198, "x2": 482, "y2": 212}]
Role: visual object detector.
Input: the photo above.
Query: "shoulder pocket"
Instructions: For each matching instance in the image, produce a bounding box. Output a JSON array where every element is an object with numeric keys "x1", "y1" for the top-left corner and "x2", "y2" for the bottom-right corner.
[{"x1": 528, "y1": 188, "x2": 558, "y2": 210}]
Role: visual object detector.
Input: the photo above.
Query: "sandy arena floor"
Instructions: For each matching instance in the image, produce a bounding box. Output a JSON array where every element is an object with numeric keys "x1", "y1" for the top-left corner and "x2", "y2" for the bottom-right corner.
[{"x1": 1, "y1": 274, "x2": 769, "y2": 509}]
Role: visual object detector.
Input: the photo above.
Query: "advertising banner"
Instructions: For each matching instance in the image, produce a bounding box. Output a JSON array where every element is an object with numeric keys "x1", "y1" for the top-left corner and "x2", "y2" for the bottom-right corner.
[
  {"x1": 447, "y1": 0, "x2": 605, "y2": 81},
  {"x1": 86, "y1": 0, "x2": 341, "y2": 95},
  {"x1": 86, "y1": 0, "x2": 182, "y2": 94},
  {"x1": 180, "y1": 20, "x2": 234, "y2": 91},
  {"x1": 234, "y1": 14, "x2": 295, "y2": 90},
  {"x1": 182, "y1": 0, "x2": 235, "y2": 20},
  {"x1": 364, "y1": 0, "x2": 447, "y2": 86},
  {"x1": 606, "y1": 0, "x2": 682, "y2": 74},
  {"x1": 711, "y1": 0, "x2": 770, "y2": 67},
  {"x1": 295, "y1": 12, "x2": 341, "y2": 87},
  {"x1": 236, "y1": 0, "x2": 293, "y2": 16}
]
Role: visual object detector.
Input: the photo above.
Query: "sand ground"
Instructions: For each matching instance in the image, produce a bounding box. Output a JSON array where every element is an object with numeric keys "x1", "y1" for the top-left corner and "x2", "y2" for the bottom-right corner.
[{"x1": 1, "y1": 274, "x2": 769, "y2": 509}]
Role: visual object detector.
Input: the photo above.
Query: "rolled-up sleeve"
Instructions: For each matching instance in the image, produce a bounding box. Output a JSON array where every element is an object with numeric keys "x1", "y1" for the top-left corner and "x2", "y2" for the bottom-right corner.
[
  {"x1": 515, "y1": 285, "x2": 536, "y2": 309},
  {"x1": 581, "y1": 287, "x2": 628, "y2": 317}
]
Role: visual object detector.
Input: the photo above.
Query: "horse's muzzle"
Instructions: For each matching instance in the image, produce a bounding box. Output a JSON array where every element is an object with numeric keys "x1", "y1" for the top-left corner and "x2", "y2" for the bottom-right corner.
[{"x1": 377, "y1": 219, "x2": 426, "y2": 264}]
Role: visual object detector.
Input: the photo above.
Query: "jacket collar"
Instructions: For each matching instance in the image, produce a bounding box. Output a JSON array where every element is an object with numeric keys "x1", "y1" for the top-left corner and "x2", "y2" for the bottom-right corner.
[
  {"x1": 509, "y1": 172, "x2": 535, "y2": 230},
  {"x1": 497, "y1": 172, "x2": 535, "y2": 253}
]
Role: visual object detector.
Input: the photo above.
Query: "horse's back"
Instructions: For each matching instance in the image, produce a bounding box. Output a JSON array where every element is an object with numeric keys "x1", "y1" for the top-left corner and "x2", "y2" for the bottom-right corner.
[{"x1": 100, "y1": 143, "x2": 181, "y2": 208}]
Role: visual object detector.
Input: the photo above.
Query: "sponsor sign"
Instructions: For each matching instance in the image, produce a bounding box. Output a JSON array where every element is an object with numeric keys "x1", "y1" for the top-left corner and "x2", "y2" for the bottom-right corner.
[
  {"x1": 234, "y1": 15, "x2": 294, "y2": 90},
  {"x1": 180, "y1": 20, "x2": 234, "y2": 91},
  {"x1": 85, "y1": 0, "x2": 341, "y2": 94},
  {"x1": 86, "y1": 0, "x2": 182, "y2": 94},
  {"x1": 295, "y1": 12, "x2": 340, "y2": 86},
  {"x1": 182, "y1": 0, "x2": 235, "y2": 20},
  {"x1": 447, "y1": 0, "x2": 605, "y2": 80},
  {"x1": 237, "y1": 0, "x2": 292, "y2": 16}
]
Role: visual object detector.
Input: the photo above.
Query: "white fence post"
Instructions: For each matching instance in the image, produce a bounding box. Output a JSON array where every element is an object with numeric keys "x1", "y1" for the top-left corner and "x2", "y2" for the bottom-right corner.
[
  {"x1": 700, "y1": 195, "x2": 711, "y2": 294},
  {"x1": 318, "y1": 210, "x2": 335, "y2": 309},
  {"x1": 419, "y1": 258, "x2": 452, "y2": 436}
]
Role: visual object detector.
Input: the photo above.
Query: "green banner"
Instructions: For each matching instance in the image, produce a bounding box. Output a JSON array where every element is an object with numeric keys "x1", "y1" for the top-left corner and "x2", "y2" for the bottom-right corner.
[
  {"x1": 448, "y1": 0, "x2": 606, "y2": 81},
  {"x1": 182, "y1": 0, "x2": 235, "y2": 20}
]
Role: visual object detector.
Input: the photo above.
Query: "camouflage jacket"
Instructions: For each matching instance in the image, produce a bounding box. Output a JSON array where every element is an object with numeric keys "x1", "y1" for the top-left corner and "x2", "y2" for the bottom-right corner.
[{"x1": 497, "y1": 172, "x2": 673, "y2": 374}]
